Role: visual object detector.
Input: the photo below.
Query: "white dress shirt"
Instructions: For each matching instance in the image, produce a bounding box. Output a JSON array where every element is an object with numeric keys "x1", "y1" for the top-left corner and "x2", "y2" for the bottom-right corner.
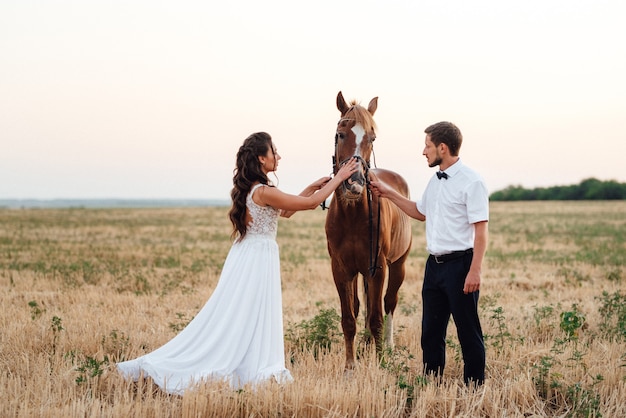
[{"x1": 416, "y1": 159, "x2": 489, "y2": 256}]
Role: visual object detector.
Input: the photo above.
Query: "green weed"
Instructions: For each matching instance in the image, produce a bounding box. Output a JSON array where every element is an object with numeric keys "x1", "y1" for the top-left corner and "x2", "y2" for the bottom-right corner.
[
  {"x1": 556, "y1": 267, "x2": 591, "y2": 286},
  {"x1": 445, "y1": 337, "x2": 463, "y2": 366},
  {"x1": 488, "y1": 306, "x2": 512, "y2": 354},
  {"x1": 72, "y1": 354, "x2": 110, "y2": 385},
  {"x1": 169, "y1": 312, "x2": 194, "y2": 333},
  {"x1": 50, "y1": 315, "x2": 64, "y2": 357},
  {"x1": 533, "y1": 303, "x2": 555, "y2": 328},
  {"x1": 606, "y1": 269, "x2": 622, "y2": 282},
  {"x1": 28, "y1": 300, "x2": 45, "y2": 320},
  {"x1": 101, "y1": 329, "x2": 130, "y2": 362},
  {"x1": 380, "y1": 344, "x2": 424, "y2": 411},
  {"x1": 596, "y1": 290, "x2": 626, "y2": 342},
  {"x1": 532, "y1": 304, "x2": 603, "y2": 417},
  {"x1": 286, "y1": 305, "x2": 342, "y2": 359}
]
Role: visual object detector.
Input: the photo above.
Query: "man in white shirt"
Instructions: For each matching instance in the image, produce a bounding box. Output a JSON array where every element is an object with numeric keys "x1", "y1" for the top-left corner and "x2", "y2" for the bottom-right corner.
[{"x1": 369, "y1": 121, "x2": 488, "y2": 386}]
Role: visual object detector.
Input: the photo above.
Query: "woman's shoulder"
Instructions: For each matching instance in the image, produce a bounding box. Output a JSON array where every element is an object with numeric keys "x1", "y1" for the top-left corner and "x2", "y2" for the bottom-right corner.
[
  {"x1": 249, "y1": 183, "x2": 279, "y2": 207},
  {"x1": 251, "y1": 182, "x2": 278, "y2": 194},
  {"x1": 250, "y1": 183, "x2": 265, "y2": 193}
]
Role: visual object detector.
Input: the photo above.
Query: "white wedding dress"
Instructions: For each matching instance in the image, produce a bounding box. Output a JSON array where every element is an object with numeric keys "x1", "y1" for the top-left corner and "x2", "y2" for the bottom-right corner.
[{"x1": 117, "y1": 184, "x2": 293, "y2": 395}]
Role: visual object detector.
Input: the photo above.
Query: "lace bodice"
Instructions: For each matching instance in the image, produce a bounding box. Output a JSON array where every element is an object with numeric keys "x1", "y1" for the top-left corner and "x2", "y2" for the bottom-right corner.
[{"x1": 246, "y1": 184, "x2": 279, "y2": 238}]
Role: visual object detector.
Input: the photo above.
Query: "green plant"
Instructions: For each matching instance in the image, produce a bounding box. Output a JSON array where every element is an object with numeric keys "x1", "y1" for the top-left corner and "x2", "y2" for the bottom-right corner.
[
  {"x1": 596, "y1": 290, "x2": 626, "y2": 342},
  {"x1": 285, "y1": 306, "x2": 342, "y2": 358},
  {"x1": 556, "y1": 267, "x2": 591, "y2": 286},
  {"x1": 532, "y1": 354, "x2": 557, "y2": 400},
  {"x1": 74, "y1": 355, "x2": 110, "y2": 385},
  {"x1": 533, "y1": 305, "x2": 604, "y2": 416},
  {"x1": 560, "y1": 306, "x2": 585, "y2": 341},
  {"x1": 533, "y1": 303, "x2": 555, "y2": 328},
  {"x1": 380, "y1": 344, "x2": 423, "y2": 411},
  {"x1": 488, "y1": 306, "x2": 512, "y2": 353},
  {"x1": 565, "y1": 376, "x2": 603, "y2": 418},
  {"x1": 169, "y1": 312, "x2": 193, "y2": 333},
  {"x1": 50, "y1": 316, "x2": 64, "y2": 357},
  {"x1": 558, "y1": 306, "x2": 588, "y2": 374},
  {"x1": 154, "y1": 254, "x2": 180, "y2": 268},
  {"x1": 606, "y1": 269, "x2": 622, "y2": 282},
  {"x1": 445, "y1": 337, "x2": 462, "y2": 365},
  {"x1": 28, "y1": 300, "x2": 45, "y2": 320},
  {"x1": 101, "y1": 329, "x2": 130, "y2": 362}
]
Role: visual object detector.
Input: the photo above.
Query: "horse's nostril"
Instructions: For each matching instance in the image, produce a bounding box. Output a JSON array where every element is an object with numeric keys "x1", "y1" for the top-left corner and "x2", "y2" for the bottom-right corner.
[
  {"x1": 345, "y1": 174, "x2": 365, "y2": 190},
  {"x1": 351, "y1": 173, "x2": 365, "y2": 185}
]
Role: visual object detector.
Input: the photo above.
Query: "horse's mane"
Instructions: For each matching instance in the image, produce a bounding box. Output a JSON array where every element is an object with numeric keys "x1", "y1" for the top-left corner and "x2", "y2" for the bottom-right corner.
[{"x1": 344, "y1": 100, "x2": 377, "y2": 134}]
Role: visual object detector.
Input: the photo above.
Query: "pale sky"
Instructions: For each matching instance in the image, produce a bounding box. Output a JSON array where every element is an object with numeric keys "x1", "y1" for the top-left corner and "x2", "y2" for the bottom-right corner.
[{"x1": 2, "y1": 0, "x2": 625, "y2": 200}]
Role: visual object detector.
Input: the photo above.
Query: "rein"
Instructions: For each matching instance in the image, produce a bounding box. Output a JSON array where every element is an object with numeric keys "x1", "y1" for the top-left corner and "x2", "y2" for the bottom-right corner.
[
  {"x1": 366, "y1": 171, "x2": 383, "y2": 278},
  {"x1": 323, "y1": 127, "x2": 382, "y2": 278}
]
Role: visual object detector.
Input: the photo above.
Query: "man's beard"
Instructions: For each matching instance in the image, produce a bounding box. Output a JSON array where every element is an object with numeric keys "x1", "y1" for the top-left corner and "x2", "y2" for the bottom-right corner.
[{"x1": 429, "y1": 157, "x2": 442, "y2": 168}]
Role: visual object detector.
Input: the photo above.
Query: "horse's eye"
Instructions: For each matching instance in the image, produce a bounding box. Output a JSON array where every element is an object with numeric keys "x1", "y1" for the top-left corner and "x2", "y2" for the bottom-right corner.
[{"x1": 337, "y1": 132, "x2": 345, "y2": 140}]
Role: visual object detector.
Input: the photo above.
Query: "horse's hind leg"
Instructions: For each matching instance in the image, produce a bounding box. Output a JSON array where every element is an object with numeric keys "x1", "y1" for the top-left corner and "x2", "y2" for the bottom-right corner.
[{"x1": 384, "y1": 252, "x2": 409, "y2": 348}]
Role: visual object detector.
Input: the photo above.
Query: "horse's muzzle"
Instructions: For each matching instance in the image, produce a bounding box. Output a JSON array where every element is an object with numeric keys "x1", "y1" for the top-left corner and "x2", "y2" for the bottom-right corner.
[{"x1": 342, "y1": 172, "x2": 366, "y2": 197}]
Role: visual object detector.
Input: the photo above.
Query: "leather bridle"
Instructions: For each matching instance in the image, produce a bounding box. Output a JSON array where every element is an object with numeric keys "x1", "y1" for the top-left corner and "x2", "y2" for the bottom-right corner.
[{"x1": 324, "y1": 118, "x2": 382, "y2": 278}]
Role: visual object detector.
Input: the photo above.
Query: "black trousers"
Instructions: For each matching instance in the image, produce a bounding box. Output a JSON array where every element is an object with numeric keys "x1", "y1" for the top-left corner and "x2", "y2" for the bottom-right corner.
[{"x1": 421, "y1": 250, "x2": 485, "y2": 385}]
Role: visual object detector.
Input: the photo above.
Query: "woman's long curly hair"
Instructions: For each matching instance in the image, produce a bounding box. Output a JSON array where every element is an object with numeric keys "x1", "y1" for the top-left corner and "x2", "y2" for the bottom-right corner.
[{"x1": 228, "y1": 132, "x2": 274, "y2": 241}]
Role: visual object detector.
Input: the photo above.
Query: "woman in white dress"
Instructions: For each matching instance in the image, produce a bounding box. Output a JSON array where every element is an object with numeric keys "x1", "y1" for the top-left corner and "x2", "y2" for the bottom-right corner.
[{"x1": 117, "y1": 132, "x2": 358, "y2": 395}]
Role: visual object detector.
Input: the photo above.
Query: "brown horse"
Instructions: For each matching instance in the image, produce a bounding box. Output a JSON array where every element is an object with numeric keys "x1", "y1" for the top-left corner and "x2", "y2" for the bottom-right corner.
[{"x1": 325, "y1": 91, "x2": 412, "y2": 370}]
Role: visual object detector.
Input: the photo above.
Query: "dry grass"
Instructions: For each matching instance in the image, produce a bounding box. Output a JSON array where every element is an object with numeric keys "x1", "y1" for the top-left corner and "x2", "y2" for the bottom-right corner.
[{"x1": 1, "y1": 201, "x2": 625, "y2": 417}]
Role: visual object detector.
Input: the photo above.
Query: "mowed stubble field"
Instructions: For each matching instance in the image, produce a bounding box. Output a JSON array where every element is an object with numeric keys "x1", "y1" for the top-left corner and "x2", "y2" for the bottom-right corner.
[{"x1": 1, "y1": 201, "x2": 625, "y2": 417}]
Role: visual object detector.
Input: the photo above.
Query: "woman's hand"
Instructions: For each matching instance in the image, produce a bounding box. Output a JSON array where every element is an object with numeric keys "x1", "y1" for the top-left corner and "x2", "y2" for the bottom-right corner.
[
  {"x1": 309, "y1": 176, "x2": 332, "y2": 190},
  {"x1": 336, "y1": 157, "x2": 359, "y2": 181}
]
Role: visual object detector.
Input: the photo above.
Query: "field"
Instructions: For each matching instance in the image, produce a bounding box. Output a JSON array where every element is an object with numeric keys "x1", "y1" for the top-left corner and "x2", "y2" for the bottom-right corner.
[{"x1": 1, "y1": 201, "x2": 625, "y2": 417}]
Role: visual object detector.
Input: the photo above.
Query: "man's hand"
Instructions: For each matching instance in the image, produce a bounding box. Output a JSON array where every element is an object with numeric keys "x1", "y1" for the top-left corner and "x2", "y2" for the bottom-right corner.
[{"x1": 463, "y1": 270, "x2": 481, "y2": 294}]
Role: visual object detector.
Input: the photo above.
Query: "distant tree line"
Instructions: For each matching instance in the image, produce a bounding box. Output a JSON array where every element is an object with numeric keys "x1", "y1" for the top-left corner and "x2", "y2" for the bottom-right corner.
[{"x1": 490, "y1": 178, "x2": 626, "y2": 201}]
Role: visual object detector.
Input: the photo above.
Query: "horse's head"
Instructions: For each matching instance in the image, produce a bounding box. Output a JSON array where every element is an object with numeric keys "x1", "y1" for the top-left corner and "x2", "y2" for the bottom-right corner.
[{"x1": 334, "y1": 91, "x2": 378, "y2": 201}]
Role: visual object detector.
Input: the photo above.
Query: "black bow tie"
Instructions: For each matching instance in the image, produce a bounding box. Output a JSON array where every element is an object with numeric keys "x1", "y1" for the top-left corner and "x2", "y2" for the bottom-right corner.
[{"x1": 437, "y1": 171, "x2": 448, "y2": 180}]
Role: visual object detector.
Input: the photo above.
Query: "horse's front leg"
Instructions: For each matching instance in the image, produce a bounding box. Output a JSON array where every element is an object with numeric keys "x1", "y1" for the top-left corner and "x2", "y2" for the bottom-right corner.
[
  {"x1": 366, "y1": 263, "x2": 387, "y2": 356},
  {"x1": 332, "y1": 264, "x2": 358, "y2": 370}
]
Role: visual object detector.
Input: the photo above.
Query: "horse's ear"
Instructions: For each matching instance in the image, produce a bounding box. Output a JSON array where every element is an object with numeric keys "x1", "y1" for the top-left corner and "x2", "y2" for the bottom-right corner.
[
  {"x1": 367, "y1": 97, "x2": 378, "y2": 116},
  {"x1": 337, "y1": 91, "x2": 349, "y2": 116}
]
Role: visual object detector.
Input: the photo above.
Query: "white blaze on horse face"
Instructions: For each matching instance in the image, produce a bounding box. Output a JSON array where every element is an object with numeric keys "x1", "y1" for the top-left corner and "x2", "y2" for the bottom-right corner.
[
  {"x1": 344, "y1": 123, "x2": 367, "y2": 195},
  {"x1": 351, "y1": 124, "x2": 366, "y2": 157}
]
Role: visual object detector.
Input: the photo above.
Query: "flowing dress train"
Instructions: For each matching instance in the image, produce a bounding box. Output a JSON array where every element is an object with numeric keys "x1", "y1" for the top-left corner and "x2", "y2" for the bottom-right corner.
[{"x1": 117, "y1": 184, "x2": 293, "y2": 394}]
